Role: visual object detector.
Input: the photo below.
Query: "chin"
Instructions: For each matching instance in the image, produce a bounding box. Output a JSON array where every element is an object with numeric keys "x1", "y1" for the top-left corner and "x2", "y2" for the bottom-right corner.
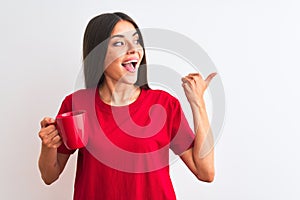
[{"x1": 120, "y1": 74, "x2": 138, "y2": 85}]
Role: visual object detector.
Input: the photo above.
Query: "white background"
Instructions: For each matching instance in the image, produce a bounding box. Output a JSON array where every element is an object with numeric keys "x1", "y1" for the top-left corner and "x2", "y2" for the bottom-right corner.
[{"x1": 1, "y1": 0, "x2": 300, "y2": 199}]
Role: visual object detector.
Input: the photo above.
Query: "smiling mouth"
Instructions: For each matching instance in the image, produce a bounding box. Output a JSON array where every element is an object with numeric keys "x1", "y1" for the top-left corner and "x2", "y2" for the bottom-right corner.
[{"x1": 121, "y1": 60, "x2": 138, "y2": 73}]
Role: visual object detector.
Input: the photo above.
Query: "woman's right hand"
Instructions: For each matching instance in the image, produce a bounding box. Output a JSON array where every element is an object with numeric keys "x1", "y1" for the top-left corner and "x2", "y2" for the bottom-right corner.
[
  {"x1": 39, "y1": 117, "x2": 62, "y2": 149},
  {"x1": 38, "y1": 117, "x2": 70, "y2": 185}
]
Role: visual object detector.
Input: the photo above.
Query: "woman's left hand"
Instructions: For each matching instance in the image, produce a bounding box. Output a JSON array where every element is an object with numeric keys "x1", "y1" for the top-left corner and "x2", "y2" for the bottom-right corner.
[{"x1": 181, "y1": 72, "x2": 217, "y2": 106}]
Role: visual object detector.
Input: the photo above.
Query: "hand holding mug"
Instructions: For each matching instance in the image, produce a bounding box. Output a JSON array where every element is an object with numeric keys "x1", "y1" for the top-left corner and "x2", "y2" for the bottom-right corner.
[
  {"x1": 39, "y1": 117, "x2": 62, "y2": 149},
  {"x1": 39, "y1": 110, "x2": 88, "y2": 150}
]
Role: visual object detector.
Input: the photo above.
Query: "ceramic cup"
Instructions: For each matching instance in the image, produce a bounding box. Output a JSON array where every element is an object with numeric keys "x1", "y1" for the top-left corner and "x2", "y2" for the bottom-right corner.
[{"x1": 55, "y1": 110, "x2": 88, "y2": 150}]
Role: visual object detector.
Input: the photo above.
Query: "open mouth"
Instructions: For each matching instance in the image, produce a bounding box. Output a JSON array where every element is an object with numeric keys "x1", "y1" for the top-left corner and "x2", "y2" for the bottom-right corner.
[{"x1": 121, "y1": 60, "x2": 138, "y2": 73}]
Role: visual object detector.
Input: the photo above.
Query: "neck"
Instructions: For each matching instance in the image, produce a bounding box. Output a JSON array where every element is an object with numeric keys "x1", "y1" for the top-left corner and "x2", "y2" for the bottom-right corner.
[{"x1": 99, "y1": 79, "x2": 140, "y2": 106}]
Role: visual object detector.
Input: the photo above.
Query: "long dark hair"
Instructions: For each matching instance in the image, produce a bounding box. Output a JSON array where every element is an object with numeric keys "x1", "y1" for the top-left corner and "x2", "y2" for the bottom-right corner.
[{"x1": 82, "y1": 12, "x2": 150, "y2": 89}]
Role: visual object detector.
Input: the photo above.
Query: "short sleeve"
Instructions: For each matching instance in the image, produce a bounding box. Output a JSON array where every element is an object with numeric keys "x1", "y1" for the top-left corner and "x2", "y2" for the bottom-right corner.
[
  {"x1": 56, "y1": 95, "x2": 77, "y2": 155},
  {"x1": 169, "y1": 98, "x2": 195, "y2": 155}
]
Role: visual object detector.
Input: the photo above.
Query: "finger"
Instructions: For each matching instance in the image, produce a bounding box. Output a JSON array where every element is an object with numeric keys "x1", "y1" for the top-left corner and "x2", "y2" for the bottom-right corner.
[
  {"x1": 47, "y1": 129, "x2": 59, "y2": 140},
  {"x1": 52, "y1": 140, "x2": 62, "y2": 149},
  {"x1": 184, "y1": 76, "x2": 195, "y2": 81},
  {"x1": 186, "y1": 76, "x2": 197, "y2": 84},
  {"x1": 51, "y1": 134, "x2": 62, "y2": 144},
  {"x1": 41, "y1": 130, "x2": 60, "y2": 147},
  {"x1": 205, "y1": 72, "x2": 217, "y2": 85},
  {"x1": 181, "y1": 76, "x2": 193, "y2": 83},
  {"x1": 40, "y1": 117, "x2": 55, "y2": 128},
  {"x1": 38, "y1": 125, "x2": 57, "y2": 140},
  {"x1": 38, "y1": 127, "x2": 51, "y2": 139},
  {"x1": 182, "y1": 78, "x2": 193, "y2": 88},
  {"x1": 182, "y1": 82, "x2": 188, "y2": 88},
  {"x1": 182, "y1": 82, "x2": 192, "y2": 93},
  {"x1": 188, "y1": 73, "x2": 200, "y2": 77},
  {"x1": 181, "y1": 77, "x2": 188, "y2": 83},
  {"x1": 188, "y1": 73, "x2": 203, "y2": 80},
  {"x1": 182, "y1": 77, "x2": 195, "y2": 86},
  {"x1": 43, "y1": 124, "x2": 56, "y2": 134},
  {"x1": 43, "y1": 139, "x2": 62, "y2": 149}
]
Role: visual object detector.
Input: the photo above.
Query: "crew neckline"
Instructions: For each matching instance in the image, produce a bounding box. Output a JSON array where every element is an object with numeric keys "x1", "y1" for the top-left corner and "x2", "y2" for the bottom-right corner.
[{"x1": 95, "y1": 88, "x2": 147, "y2": 112}]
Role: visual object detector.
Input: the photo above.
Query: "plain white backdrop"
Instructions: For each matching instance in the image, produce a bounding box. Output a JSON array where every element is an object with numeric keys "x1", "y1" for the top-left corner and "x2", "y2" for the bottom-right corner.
[{"x1": 1, "y1": 0, "x2": 300, "y2": 199}]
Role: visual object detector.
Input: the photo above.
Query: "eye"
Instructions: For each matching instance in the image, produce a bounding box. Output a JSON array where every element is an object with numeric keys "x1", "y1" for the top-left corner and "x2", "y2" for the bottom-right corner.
[
  {"x1": 133, "y1": 38, "x2": 142, "y2": 46},
  {"x1": 113, "y1": 41, "x2": 125, "y2": 47}
]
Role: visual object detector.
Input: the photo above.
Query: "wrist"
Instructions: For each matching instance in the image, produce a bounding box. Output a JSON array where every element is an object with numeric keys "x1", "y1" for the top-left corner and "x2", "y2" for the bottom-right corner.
[
  {"x1": 41, "y1": 144, "x2": 58, "y2": 154},
  {"x1": 190, "y1": 98, "x2": 206, "y2": 110}
]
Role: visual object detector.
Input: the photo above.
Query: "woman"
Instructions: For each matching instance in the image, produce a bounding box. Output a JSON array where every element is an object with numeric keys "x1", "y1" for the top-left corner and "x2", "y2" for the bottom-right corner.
[{"x1": 38, "y1": 12, "x2": 216, "y2": 200}]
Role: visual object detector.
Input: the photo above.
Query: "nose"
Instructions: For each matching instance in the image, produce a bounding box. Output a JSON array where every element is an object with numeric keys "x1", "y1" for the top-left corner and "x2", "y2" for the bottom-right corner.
[{"x1": 126, "y1": 41, "x2": 137, "y2": 54}]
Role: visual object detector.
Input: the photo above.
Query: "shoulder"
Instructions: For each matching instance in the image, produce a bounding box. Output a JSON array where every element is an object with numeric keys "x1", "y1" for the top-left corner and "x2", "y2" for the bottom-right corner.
[
  {"x1": 59, "y1": 89, "x2": 97, "y2": 112},
  {"x1": 61, "y1": 88, "x2": 96, "y2": 105},
  {"x1": 64, "y1": 88, "x2": 96, "y2": 99}
]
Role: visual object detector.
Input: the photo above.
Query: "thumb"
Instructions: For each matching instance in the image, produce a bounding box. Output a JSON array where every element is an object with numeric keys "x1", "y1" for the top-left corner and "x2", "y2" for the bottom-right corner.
[{"x1": 205, "y1": 72, "x2": 217, "y2": 85}]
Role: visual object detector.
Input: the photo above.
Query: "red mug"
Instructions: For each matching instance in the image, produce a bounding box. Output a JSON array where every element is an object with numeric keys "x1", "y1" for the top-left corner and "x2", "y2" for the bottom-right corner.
[{"x1": 54, "y1": 110, "x2": 88, "y2": 150}]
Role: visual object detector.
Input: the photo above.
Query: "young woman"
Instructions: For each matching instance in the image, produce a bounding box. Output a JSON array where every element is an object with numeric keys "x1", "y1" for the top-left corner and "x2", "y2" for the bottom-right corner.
[{"x1": 38, "y1": 12, "x2": 216, "y2": 200}]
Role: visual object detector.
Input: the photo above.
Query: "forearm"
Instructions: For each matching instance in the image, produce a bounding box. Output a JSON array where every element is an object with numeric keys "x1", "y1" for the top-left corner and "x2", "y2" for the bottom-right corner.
[
  {"x1": 190, "y1": 99, "x2": 215, "y2": 181},
  {"x1": 38, "y1": 146, "x2": 61, "y2": 185}
]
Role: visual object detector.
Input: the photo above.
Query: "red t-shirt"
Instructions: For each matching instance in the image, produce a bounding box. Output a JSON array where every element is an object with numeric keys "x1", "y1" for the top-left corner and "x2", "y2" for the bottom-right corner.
[{"x1": 57, "y1": 88, "x2": 195, "y2": 200}]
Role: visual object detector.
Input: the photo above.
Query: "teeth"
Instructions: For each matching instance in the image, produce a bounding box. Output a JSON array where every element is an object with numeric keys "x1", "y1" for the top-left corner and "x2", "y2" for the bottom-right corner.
[{"x1": 122, "y1": 60, "x2": 138, "y2": 64}]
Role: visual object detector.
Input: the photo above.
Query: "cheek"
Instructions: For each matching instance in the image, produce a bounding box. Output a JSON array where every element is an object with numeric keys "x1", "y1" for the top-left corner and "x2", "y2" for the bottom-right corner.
[
  {"x1": 104, "y1": 53, "x2": 123, "y2": 71},
  {"x1": 104, "y1": 52, "x2": 116, "y2": 68},
  {"x1": 104, "y1": 49, "x2": 125, "y2": 67}
]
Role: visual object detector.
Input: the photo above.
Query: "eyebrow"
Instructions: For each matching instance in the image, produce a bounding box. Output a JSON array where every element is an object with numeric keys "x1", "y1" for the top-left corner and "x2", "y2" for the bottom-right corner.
[{"x1": 111, "y1": 31, "x2": 139, "y2": 39}]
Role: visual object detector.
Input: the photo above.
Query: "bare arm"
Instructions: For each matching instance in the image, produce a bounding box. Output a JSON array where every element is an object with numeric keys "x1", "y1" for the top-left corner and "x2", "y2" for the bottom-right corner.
[
  {"x1": 38, "y1": 117, "x2": 70, "y2": 185},
  {"x1": 180, "y1": 73, "x2": 216, "y2": 182}
]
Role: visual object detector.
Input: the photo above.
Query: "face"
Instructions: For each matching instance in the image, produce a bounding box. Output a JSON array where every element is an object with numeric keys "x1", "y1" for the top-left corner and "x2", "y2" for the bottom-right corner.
[{"x1": 103, "y1": 20, "x2": 144, "y2": 85}]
